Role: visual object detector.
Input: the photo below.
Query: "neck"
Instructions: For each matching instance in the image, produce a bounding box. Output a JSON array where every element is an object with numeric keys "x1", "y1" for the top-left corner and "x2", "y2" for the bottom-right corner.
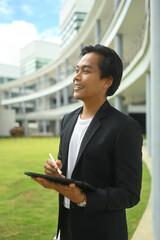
[{"x1": 81, "y1": 98, "x2": 106, "y2": 120}]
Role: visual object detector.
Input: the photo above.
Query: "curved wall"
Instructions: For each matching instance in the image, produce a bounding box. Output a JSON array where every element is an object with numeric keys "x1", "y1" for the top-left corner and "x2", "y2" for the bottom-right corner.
[{"x1": 0, "y1": 0, "x2": 150, "y2": 136}]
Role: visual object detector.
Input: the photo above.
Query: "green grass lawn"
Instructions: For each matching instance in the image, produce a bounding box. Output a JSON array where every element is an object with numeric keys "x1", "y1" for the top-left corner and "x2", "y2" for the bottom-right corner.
[
  {"x1": 0, "y1": 138, "x2": 151, "y2": 240},
  {"x1": 127, "y1": 159, "x2": 151, "y2": 239}
]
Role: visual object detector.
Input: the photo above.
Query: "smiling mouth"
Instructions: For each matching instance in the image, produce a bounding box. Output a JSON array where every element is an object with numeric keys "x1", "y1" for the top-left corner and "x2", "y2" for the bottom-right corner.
[{"x1": 74, "y1": 84, "x2": 84, "y2": 89}]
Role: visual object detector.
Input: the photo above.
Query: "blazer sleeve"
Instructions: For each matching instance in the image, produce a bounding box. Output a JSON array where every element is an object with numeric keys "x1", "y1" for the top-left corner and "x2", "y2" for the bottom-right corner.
[{"x1": 85, "y1": 120, "x2": 143, "y2": 212}]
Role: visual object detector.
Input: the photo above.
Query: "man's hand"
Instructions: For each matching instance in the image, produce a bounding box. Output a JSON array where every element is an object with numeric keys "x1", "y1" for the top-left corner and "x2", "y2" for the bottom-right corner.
[
  {"x1": 32, "y1": 158, "x2": 86, "y2": 204},
  {"x1": 31, "y1": 177, "x2": 85, "y2": 204},
  {"x1": 44, "y1": 159, "x2": 63, "y2": 177}
]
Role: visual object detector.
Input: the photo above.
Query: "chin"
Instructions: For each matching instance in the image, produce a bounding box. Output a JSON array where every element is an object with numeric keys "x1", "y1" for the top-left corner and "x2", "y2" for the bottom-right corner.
[{"x1": 73, "y1": 94, "x2": 81, "y2": 100}]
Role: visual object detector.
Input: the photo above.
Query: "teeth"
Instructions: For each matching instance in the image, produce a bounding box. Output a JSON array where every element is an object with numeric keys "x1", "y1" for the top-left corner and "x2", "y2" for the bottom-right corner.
[{"x1": 75, "y1": 85, "x2": 84, "y2": 89}]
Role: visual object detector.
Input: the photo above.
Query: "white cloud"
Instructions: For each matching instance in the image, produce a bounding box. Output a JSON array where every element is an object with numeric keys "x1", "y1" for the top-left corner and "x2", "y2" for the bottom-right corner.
[
  {"x1": 59, "y1": 0, "x2": 65, "y2": 4},
  {"x1": 40, "y1": 27, "x2": 61, "y2": 44},
  {"x1": 0, "y1": 0, "x2": 13, "y2": 15},
  {"x1": 0, "y1": 20, "x2": 61, "y2": 66},
  {"x1": 0, "y1": 21, "x2": 39, "y2": 66},
  {"x1": 22, "y1": 4, "x2": 34, "y2": 16}
]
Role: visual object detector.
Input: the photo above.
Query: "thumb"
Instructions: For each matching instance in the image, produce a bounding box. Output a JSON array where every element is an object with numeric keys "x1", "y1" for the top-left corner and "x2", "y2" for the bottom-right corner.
[{"x1": 69, "y1": 183, "x2": 76, "y2": 188}]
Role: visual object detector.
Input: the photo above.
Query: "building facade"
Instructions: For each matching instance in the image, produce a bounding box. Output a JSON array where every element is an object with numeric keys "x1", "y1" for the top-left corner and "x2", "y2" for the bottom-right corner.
[
  {"x1": 0, "y1": 0, "x2": 149, "y2": 137},
  {"x1": 20, "y1": 41, "x2": 60, "y2": 77},
  {"x1": 0, "y1": 64, "x2": 20, "y2": 84}
]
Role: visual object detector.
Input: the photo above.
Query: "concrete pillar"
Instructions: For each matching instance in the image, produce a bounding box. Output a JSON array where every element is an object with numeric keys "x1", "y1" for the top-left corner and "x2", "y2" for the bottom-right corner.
[
  {"x1": 0, "y1": 88, "x2": 2, "y2": 107},
  {"x1": 8, "y1": 88, "x2": 12, "y2": 110},
  {"x1": 56, "y1": 65, "x2": 61, "y2": 82},
  {"x1": 42, "y1": 74, "x2": 47, "y2": 133},
  {"x1": 35, "y1": 77, "x2": 40, "y2": 111},
  {"x1": 56, "y1": 91, "x2": 61, "y2": 107},
  {"x1": 63, "y1": 59, "x2": 69, "y2": 105},
  {"x1": 64, "y1": 59, "x2": 69, "y2": 77},
  {"x1": 8, "y1": 88, "x2": 12, "y2": 98},
  {"x1": 56, "y1": 65, "x2": 61, "y2": 107},
  {"x1": 21, "y1": 83, "x2": 26, "y2": 114},
  {"x1": 55, "y1": 65, "x2": 61, "y2": 135},
  {"x1": 145, "y1": 0, "x2": 150, "y2": 13},
  {"x1": 114, "y1": 96, "x2": 127, "y2": 114},
  {"x1": 22, "y1": 119, "x2": 28, "y2": 136},
  {"x1": 21, "y1": 83, "x2": 25, "y2": 94},
  {"x1": 151, "y1": 0, "x2": 160, "y2": 239},
  {"x1": 115, "y1": 34, "x2": 123, "y2": 59},
  {"x1": 146, "y1": 72, "x2": 151, "y2": 156},
  {"x1": 42, "y1": 95, "x2": 47, "y2": 110},
  {"x1": 63, "y1": 87, "x2": 68, "y2": 106},
  {"x1": 94, "y1": 19, "x2": 101, "y2": 44},
  {"x1": 42, "y1": 75, "x2": 47, "y2": 110},
  {"x1": 21, "y1": 102, "x2": 26, "y2": 114},
  {"x1": 114, "y1": 0, "x2": 121, "y2": 11},
  {"x1": 42, "y1": 121, "x2": 47, "y2": 133},
  {"x1": 43, "y1": 74, "x2": 47, "y2": 88},
  {"x1": 35, "y1": 77, "x2": 40, "y2": 132},
  {"x1": 55, "y1": 119, "x2": 60, "y2": 136}
]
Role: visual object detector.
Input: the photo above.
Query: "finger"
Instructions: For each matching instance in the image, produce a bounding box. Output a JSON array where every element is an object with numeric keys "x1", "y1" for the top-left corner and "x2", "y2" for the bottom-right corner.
[
  {"x1": 56, "y1": 160, "x2": 62, "y2": 169},
  {"x1": 44, "y1": 168, "x2": 54, "y2": 175},
  {"x1": 45, "y1": 160, "x2": 56, "y2": 169},
  {"x1": 47, "y1": 159, "x2": 62, "y2": 171},
  {"x1": 44, "y1": 163, "x2": 54, "y2": 172},
  {"x1": 31, "y1": 177, "x2": 36, "y2": 181},
  {"x1": 31, "y1": 177, "x2": 42, "y2": 183},
  {"x1": 32, "y1": 177, "x2": 51, "y2": 187},
  {"x1": 44, "y1": 162, "x2": 58, "y2": 174},
  {"x1": 45, "y1": 166, "x2": 62, "y2": 176},
  {"x1": 69, "y1": 183, "x2": 76, "y2": 188}
]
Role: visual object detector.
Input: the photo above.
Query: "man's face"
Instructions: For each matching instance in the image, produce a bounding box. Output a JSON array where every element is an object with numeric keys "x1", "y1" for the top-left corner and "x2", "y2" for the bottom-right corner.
[{"x1": 73, "y1": 52, "x2": 110, "y2": 103}]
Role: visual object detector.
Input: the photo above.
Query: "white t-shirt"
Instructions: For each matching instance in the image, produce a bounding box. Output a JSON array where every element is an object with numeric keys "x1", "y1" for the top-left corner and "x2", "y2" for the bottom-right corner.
[{"x1": 64, "y1": 115, "x2": 92, "y2": 208}]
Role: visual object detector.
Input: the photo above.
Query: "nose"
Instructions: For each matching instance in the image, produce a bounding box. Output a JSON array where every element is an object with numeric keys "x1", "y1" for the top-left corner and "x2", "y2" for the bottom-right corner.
[{"x1": 73, "y1": 71, "x2": 81, "y2": 83}]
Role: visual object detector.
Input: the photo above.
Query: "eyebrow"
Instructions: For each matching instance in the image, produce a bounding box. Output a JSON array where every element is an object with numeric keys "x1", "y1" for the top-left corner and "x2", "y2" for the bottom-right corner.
[{"x1": 76, "y1": 64, "x2": 93, "y2": 69}]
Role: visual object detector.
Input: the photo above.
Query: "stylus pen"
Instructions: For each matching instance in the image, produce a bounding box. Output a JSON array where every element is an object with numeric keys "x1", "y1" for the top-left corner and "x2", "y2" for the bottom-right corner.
[{"x1": 49, "y1": 153, "x2": 61, "y2": 175}]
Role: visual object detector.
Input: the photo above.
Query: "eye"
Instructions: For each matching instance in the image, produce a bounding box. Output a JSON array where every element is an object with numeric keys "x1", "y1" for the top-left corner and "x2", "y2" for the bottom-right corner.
[
  {"x1": 83, "y1": 69, "x2": 89, "y2": 73},
  {"x1": 75, "y1": 68, "x2": 79, "y2": 73}
]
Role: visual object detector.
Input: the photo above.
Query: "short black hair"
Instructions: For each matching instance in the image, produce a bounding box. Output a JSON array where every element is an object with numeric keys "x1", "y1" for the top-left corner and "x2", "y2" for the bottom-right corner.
[{"x1": 80, "y1": 44, "x2": 123, "y2": 96}]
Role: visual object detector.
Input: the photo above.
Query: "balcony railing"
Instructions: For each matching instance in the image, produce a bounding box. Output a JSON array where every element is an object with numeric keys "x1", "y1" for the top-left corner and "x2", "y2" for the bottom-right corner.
[{"x1": 123, "y1": 14, "x2": 149, "y2": 69}]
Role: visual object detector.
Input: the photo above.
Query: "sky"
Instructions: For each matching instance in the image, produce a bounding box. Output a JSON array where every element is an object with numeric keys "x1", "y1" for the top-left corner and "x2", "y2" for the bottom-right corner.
[{"x1": 0, "y1": 0, "x2": 65, "y2": 66}]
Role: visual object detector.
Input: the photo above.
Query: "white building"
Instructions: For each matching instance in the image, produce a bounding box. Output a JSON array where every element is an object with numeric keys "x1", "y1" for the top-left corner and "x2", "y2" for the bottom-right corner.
[
  {"x1": 0, "y1": 64, "x2": 19, "y2": 136},
  {"x1": 0, "y1": 0, "x2": 149, "y2": 137},
  {"x1": 20, "y1": 40, "x2": 60, "y2": 77},
  {"x1": 60, "y1": 0, "x2": 94, "y2": 49},
  {"x1": 0, "y1": 64, "x2": 20, "y2": 84},
  {"x1": 0, "y1": 0, "x2": 149, "y2": 136}
]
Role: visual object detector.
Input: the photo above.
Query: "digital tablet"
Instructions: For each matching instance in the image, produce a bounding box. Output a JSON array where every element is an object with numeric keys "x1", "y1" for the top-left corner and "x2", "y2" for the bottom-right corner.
[{"x1": 24, "y1": 171, "x2": 96, "y2": 192}]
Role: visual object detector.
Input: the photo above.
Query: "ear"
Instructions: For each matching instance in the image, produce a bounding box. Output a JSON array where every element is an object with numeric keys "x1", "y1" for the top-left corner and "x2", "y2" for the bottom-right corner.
[{"x1": 103, "y1": 76, "x2": 113, "y2": 89}]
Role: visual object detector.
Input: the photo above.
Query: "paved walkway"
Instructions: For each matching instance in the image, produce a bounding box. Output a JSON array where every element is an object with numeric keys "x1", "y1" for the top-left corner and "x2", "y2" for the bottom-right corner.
[{"x1": 131, "y1": 142, "x2": 155, "y2": 240}]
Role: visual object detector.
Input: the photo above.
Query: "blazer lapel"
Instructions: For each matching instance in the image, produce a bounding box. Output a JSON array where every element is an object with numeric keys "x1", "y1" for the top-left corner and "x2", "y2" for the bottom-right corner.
[
  {"x1": 62, "y1": 107, "x2": 82, "y2": 172},
  {"x1": 74, "y1": 100, "x2": 110, "y2": 168}
]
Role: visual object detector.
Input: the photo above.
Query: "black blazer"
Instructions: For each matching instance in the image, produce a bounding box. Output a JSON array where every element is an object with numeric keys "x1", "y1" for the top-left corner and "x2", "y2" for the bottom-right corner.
[{"x1": 57, "y1": 100, "x2": 142, "y2": 240}]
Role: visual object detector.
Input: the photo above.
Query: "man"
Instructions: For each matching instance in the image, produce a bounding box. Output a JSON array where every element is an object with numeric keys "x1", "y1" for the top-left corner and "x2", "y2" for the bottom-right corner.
[{"x1": 32, "y1": 44, "x2": 142, "y2": 240}]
